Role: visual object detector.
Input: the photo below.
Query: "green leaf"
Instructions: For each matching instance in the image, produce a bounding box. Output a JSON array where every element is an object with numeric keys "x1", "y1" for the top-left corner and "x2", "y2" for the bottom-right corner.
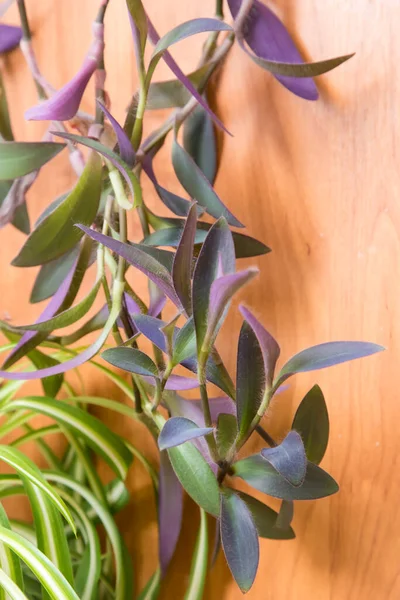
[
  {"x1": 0, "y1": 73, "x2": 13, "y2": 141},
  {"x1": 0, "y1": 504, "x2": 24, "y2": 593},
  {"x1": 292, "y1": 385, "x2": 329, "y2": 465},
  {"x1": 22, "y1": 479, "x2": 74, "y2": 596},
  {"x1": 0, "y1": 143, "x2": 65, "y2": 181},
  {"x1": 0, "y1": 447, "x2": 75, "y2": 532},
  {"x1": 27, "y1": 350, "x2": 64, "y2": 397},
  {"x1": 0, "y1": 527, "x2": 80, "y2": 600},
  {"x1": 126, "y1": 0, "x2": 148, "y2": 53},
  {"x1": 183, "y1": 97, "x2": 217, "y2": 184},
  {"x1": 137, "y1": 570, "x2": 161, "y2": 600},
  {"x1": 172, "y1": 136, "x2": 243, "y2": 227},
  {"x1": 102, "y1": 347, "x2": 159, "y2": 378},
  {"x1": 220, "y1": 489, "x2": 259, "y2": 593},
  {"x1": 172, "y1": 318, "x2": 197, "y2": 365},
  {"x1": 4, "y1": 398, "x2": 132, "y2": 480},
  {"x1": 236, "y1": 321, "x2": 265, "y2": 438},
  {"x1": 12, "y1": 202, "x2": 30, "y2": 235},
  {"x1": 12, "y1": 152, "x2": 102, "y2": 267},
  {"x1": 236, "y1": 491, "x2": 295, "y2": 540},
  {"x1": 275, "y1": 341, "x2": 384, "y2": 390},
  {"x1": 216, "y1": 414, "x2": 237, "y2": 458},
  {"x1": 0, "y1": 568, "x2": 28, "y2": 600},
  {"x1": 167, "y1": 442, "x2": 220, "y2": 516},
  {"x1": 172, "y1": 203, "x2": 197, "y2": 315},
  {"x1": 30, "y1": 248, "x2": 80, "y2": 304},
  {"x1": 233, "y1": 455, "x2": 339, "y2": 500},
  {"x1": 183, "y1": 508, "x2": 208, "y2": 600},
  {"x1": 46, "y1": 472, "x2": 133, "y2": 600},
  {"x1": 146, "y1": 65, "x2": 210, "y2": 110}
]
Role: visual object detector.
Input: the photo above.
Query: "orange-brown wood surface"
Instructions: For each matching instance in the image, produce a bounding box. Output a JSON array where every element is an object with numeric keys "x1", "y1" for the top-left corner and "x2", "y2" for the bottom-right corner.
[{"x1": 1, "y1": 1, "x2": 399, "y2": 598}]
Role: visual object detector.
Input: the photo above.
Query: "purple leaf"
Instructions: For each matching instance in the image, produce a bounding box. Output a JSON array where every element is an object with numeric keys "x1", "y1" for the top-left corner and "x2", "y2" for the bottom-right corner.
[
  {"x1": 220, "y1": 489, "x2": 259, "y2": 593},
  {"x1": 228, "y1": 0, "x2": 318, "y2": 100},
  {"x1": 192, "y1": 218, "x2": 235, "y2": 353},
  {"x1": 0, "y1": 24, "x2": 22, "y2": 54},
  {"x1": 158, "y1": 451, "x2": 183, "y2": 575},
  {"x1": 260, "y1": 431, "x2": 307, "y2": 487},
  {"x1": 148, "y1": 284, "x2": 167, "y2": 317},
  {"x1": 142, "y1": 374, "x2": 199, "y2": 391},
  {"x1": 146, "y1": 16, "x2": 231, "y2": 134},
  {"x1": 239, "y1": 305, "x2": 280, "y2": 387},
  {"x1": 158, "y1": 417, "x2": 213, "y2": 451},
  {"x1": 206, "y1": 268, "x2": 258, "y2": 346},
  {"x1": 25, "y1": 23, "x2": 104, "y2": 121},
  {"x1": 96, "y1": 101, "x2": 135, "y2": 166},
  {"x1": 275, "y1": 341, "x2": 385, "y2": 390},
  {"x1": 78, "y1": 226, "x2": 182, "y2": 307},
  {"x1": 172, "y1": 203, "x2": 197, "y2": 314}
]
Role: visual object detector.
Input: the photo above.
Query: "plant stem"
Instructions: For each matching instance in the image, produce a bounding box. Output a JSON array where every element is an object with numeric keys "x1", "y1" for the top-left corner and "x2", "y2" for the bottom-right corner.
[{"x1": 216, "y1": 0, "x2": 224, "y2": 19}]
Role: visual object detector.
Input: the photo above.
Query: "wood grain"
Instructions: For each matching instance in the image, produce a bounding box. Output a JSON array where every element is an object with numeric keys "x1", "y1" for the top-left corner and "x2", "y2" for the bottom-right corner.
[{"x1": 1, "y1": 0, "x2": 399, "y2": 598}]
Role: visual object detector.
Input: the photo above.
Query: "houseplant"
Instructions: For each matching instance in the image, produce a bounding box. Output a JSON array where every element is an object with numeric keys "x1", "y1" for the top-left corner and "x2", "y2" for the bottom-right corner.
[{"x1": 0, "y1": 0, "x2": 384, "y2": 597}]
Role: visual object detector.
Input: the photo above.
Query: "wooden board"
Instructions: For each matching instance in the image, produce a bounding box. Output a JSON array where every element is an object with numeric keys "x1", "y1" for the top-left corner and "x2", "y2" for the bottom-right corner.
[{"x1": 1, "y1": 1, "x2": 399, "y2": 598}]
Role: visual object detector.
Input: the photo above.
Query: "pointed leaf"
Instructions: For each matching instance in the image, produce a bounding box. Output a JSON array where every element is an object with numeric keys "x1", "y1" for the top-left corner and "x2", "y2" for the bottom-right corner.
[
  {"x1": 172, "y1": 318, "x2": 197, "y2": 365},
  {"x1": 137, "y1": 570, "x2": 161, "y2": 600},
  {"x1": 236, "y1": 491, "x2": 295, "y2": 540},
  {"x1": 234, "y1": 455, "x2": 339, "y2": 500},
  {"x1": 228, "y1": 0, "x2": 318, "y2": 99},
  {"x1": 158, "y1": 451, "x2": 183, "y2": 575},
  {"x1": 12, "y1": 153, "x2": 102, "y2": 267},
  {"x1": 158, "y1": 417, "x2": 213, "y2": 451},
  {"x1": 167, "y1": 442, "x2": 220, "y2": 516},
  {"x1": 79, "y1": 225, "x2": 182, "y2": 306},
  {"x1": 260, "y1": 431, "x2": 307, "y2": 486},
  {"x1": 220, "y1": 489, "x2": 259, "y2": 593},
  {"x1": 172, "y1": 137, "x2": 243, "y2": 227},
  {"x1": 126, "y1": 0, "x2": 148, "y2": 53},
  {"x1": 275, "y1": 341, "x2": 385, "y2": 389},
  {"x1": 216, "y1": 414, "x2": 237, "y2": 458},
  {"x1": 183, "y1": 97, "x2": 217, "y2": 183},
  {"x1": 184, "y1": 508, "x2": 208, "y2": 600},
  {"x1": 30, "y1": 249, "x2": 79, "y2": 304},
  {"x1": 102, "y1": 347, "x2": 159, "y2": 379},
  {"x1": 0, "y1": 143, "x2": 64, "y2": 180},
  {"x1": 275, "y1": 500, "x2": 294, "y2": 531},
  {"x1": 239, "y1": 305, "x2": 280, "y2": 387},
  {"x1": 292, "y1": 384, "x2": 329, "y2": 465},
  {"x1": 192, "y1": 218, "x2": 235, "y2": 353},
  {"x1": 146, "y1": 65, "x2": 210, "y2": 110},
  {"x1": 172, "y1": 203, "x2": 197, "y2": 314},
  {"x1": 97, "y1": 101, "x2": 135, "y2": 165}
]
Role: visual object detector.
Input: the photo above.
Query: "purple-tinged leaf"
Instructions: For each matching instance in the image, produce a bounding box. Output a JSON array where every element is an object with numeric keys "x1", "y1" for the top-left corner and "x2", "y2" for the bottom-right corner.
[
  {"x1": 148, "y1": 284, "x2": 167, "y2": 317},
  {"x1": 220, "y1": 489, "x2": 259, "y2": 593},
  {"x1": 260, "y1": 431, "x2": 307, "y2": 487},
  {"x1": 172, "y1": 317, "x2": 196, "y2": 365},
  {"x1": 158, "y1": 417, "x2": 213, "y2": 451},
  {"x1": 142, "y1": 151, "x2": 194, "y2": 217},
  {"x1": 274, "y1": 341, "x2": 385, "y2": 390},
  {"x1": 78, "y1": 226, "x2": 182, "y2": 307},
  {"x1": 25, "y1": 23, "x2": 104, "y2": 121},
  {"x1": 172, "y1": 138, "x2": 243, "y2": 227},
  {"x1": 167, "y1": 440, "x2": 220, "y2": 516},
  {"x1": 236, "y1": 320, "x2": 265, "y2": 438},
  {"x1": 158, "y1": 451, "x2": 183, "y2": 575},
  {"x1": 239, "y1": 305, "x2": 280, "y2": 387},
  {"x1": 146, "y1": 16, "x2": 231, "y2": 134},
  {"x1": 228, "y1": 0, "x2": 318, "y2": 99},
  {"x1": 0, "y1": 303, "x2": 120, "y2": 380},
  {"x1": 206, "y1": 268, "x2": 258, "y2": 347},
  {"x1": 229, "y1": 0, "x2": 353, "y2": 83},
  {"x1": 292, "y1": 384, "x2": 329, "y2": 465},
  {"x1": 102, "y1": 347, "x2": 159, "y2": 378},
  {"x1": 192, "y1": 218, "x2": 235, "y2": 353},
  {"x1": 123, "y1": 293, "x2": 141, "y2": 317},
  {"x1": 172, "y1": 203, "x2": 197, "y2": 314},
  {"x1": 54, "y1": 132, "x2": 141, "y2": 208},
  {"x1": 131, "y1": 314, "x2": 167, "y2": 351},
  {"x1": 237, "y1": 491, "x2": 295, "y2": 540},
  {"x1": 0, "y1": 24, "x2": 22, "y2": 54},
  {"x1": 0, "y1": 170, "x2": 37, "y2": 230},
  {"x1": 233, "y1": 455, "x2": 339, "y2": 500},
  {"x1": 142, "y1": 374, "x2": 199, "y2": 391},
  {"x1": 126, "y1": 0, "x2": 148, "y2": 54},
  {"x1": 275, "y1": 500, "x2": 294, "y2": 532},
  {"x1": 97, "y1": 101, "x2": 135, "y2": 166}
]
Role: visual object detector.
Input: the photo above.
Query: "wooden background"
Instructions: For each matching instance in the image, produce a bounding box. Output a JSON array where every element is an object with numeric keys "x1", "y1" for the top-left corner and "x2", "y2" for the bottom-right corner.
[{"x1": 1, "y1": 0, "x2": 399, "y2": 598}]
